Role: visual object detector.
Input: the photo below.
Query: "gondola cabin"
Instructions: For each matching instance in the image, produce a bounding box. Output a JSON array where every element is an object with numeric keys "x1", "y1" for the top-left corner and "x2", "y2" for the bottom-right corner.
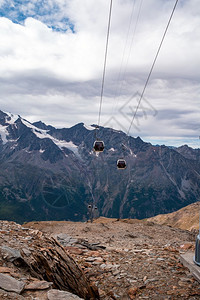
[
  {"x1": 93, "y1": 140, "x2": 105, "y2": 152},
  {"x1": 117, "y1": 159, "x2": 126, "y2": 169}
]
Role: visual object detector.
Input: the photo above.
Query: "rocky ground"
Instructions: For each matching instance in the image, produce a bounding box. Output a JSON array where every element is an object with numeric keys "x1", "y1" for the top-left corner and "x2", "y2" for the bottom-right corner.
[{"x1": 0, "y1": 217, "x2": 200, "y2": 299}]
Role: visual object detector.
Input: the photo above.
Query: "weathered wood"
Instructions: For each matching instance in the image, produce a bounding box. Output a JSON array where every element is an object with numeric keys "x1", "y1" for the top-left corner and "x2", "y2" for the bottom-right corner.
[{"x1": 19, "y1": 235, "x2": 99, "y2": 299}]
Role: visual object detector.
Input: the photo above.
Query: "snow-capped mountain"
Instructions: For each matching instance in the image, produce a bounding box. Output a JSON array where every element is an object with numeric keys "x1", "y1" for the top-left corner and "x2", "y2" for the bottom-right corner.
[{"x1": 0, "y1": 109, "x2": 200, "y2": 223}]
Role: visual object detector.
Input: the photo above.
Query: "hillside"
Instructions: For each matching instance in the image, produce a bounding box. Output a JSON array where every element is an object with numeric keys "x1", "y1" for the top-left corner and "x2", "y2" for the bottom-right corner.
[
  {"x1": 0, "y1": 218, "x2": 199, "y2": 299},
  {"x1": 148, "y1": 202, "x2": 200, "y2": 231},
  {"x1": 0, "y1": 109, "x2": 200, "y2": 223}
]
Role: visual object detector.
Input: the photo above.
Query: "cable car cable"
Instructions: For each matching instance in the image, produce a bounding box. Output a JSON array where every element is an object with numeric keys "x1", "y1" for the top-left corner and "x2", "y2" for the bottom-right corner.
[
  {"x1": 97, "y1": 0, "x2": 113, "y2": 130},
  {"x1": 111, "y1": 0, "x2": 143, "y2": 119},
  {"x1": 126, "y1": 0, "x2": 179, "y2": 137},
  {"x1": 94, "y1": 0, "x2": 113, "y2": 152},
  {"x1": 111, "y1": 0, "x2": 136, "y2": 113},
  {"x1": 116, "y1": 0, "x2": 143, "y2": 104},
  {"x1": 117, "y1": 0, "x2": 179, "y2": 169}
]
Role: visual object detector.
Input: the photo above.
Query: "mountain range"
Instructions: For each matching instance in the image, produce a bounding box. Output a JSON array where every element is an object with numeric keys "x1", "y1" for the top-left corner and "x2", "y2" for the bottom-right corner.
[{"x1": 0, "y1": 109, "x2": 200, "y2": 223}]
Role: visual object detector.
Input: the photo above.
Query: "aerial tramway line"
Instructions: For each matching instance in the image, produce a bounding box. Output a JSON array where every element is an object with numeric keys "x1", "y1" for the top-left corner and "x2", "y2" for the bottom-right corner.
[{"x1": 93, "y1": 0, "x2": 179, "y2": 170}]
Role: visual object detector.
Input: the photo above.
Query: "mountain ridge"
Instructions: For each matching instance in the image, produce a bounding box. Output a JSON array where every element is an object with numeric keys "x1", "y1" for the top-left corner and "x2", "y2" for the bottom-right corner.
[{"x1": 0, "y1": 109, "x2": 200, "y2": 223}]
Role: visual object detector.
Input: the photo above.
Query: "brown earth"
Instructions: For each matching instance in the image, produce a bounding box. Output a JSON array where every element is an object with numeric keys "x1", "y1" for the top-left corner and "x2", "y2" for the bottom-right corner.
[
  {"x1": 1, "y1": 214, "x2": 200, "y2": 299},
  {"x1": 24, "y1": 217, "x2": 200, "y2": 299}
]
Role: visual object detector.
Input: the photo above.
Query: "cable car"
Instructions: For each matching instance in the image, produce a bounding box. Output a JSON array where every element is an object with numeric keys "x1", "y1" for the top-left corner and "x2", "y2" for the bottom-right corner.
[
  {"x1": 93, "y1": 140, "x2": 105, "y2": 152},
  {"x1": 117, "y1": 159, "x2": 126, "y2": 169}
]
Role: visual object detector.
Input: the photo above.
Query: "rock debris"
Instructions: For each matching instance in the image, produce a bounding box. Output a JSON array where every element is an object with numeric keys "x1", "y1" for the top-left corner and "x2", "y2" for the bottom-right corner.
[{"x1": 1, "y1": 217, "x2": 200, "y2": 299}]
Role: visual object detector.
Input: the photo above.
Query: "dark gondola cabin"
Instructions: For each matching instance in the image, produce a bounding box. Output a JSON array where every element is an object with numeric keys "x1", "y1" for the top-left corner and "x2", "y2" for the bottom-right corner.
[
  {"x1": 117, "y1": 159, "x2": 126, "y2": 169},
  {"x1": 93, "y1": 140, "x2": 105, "y2": 152}
]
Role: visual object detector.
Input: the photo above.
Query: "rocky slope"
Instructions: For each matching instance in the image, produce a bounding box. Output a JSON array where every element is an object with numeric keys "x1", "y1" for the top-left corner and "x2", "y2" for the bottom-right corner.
[
  {"x1": 148, "y1": 202, "x2": 200, "y2": 231},
  {"x1": 1, "y1": 218, "x2": 200, "y2": 299},
  {"x1": 0, "y1": 109, "x2": 200, "y2": 223}
]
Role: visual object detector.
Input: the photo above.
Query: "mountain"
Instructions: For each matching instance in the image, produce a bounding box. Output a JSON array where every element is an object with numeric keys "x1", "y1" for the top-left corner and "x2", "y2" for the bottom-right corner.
[
  {"x1": 148, "y1": 201, "x2": 200, "y2": 231},
  {"x1": 0, "y1": 109, "x2": 200, "y2": 223}
]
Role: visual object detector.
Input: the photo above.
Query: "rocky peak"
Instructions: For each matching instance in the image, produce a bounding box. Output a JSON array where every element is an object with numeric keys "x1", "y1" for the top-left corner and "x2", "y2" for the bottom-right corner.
[
  {"x1": 33, "y1": 121, "x2": 55, "y2": 131},
  {"x1": 176, "y1": 144, "x2": 200, "y2": 161}
]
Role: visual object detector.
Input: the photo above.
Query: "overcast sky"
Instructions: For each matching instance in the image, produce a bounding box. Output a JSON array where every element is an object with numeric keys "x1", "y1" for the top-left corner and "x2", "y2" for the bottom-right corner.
[{"x1": 0, "y1": 0, "x2": 199, "y2": 148}]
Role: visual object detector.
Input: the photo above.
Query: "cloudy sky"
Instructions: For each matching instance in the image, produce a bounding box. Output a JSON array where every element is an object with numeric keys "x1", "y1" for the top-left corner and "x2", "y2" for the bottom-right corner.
[{"x1": 0, "y1": 0, "x2": 199, "y2": 148}]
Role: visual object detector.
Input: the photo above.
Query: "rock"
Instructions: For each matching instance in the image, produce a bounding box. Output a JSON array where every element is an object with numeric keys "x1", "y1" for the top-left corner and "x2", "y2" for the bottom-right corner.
[
  {"x1": 0, "y1": 273, "x2": 25, "y2": 294},
  {"x1": 64, "y1": 246, "x2": 84, "y2": 255},
  {"x1": 180, "y1": 243, "x2": 194, "y2": 251},
  {"x1": 0, "y1": 288, "x2": 25, "y2": 299},
  {"x1": 143, "y1": 275, "x2": 147, "y2": 282},
  {"x1": 56, "y1": 234, "x2": 78, "y2": 246},
  {"x1": 21, "y1": 248, "x2": 32, "y2": 256},
  {"x1": 0, "y1": 246, "x2": 21, "y2": 262},
  {"x1": 47, "y1": 289, "x2": 84, "y2": 299},
  {"x1": 157, "y1": 258, "x2": 165, "y2": 261},
  {"x1": 24, "y1": 280, "x2": 53, "y2": 290},
  {"x1": 0, "y1": 267, "x2": 14, "y2": 273},
  {"x1": 128, "y1": 287, "x2": 139, "y2": 299},
  {"x1": 85, "y1": 257, "x2": 96, "y2": 262}
]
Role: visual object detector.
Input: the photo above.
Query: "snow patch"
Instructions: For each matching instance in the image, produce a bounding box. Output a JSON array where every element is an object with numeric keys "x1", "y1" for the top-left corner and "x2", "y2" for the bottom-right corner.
[
  {"x1": 84, "y1": 124, "x2": 95, "y2": 131},
  {"x1": 10, "y1": 143, "x2": 18, "y2": 150},
  {"x1": 21, "y1": 118, "x2": 41, "y2": 131},
  {"x1": 0, "y1": 125, "x2": 9, "y2": 144},
  {"x1": 54, "y1": 140, "x2": 78, "y2": 153},
  {"x1": 130, "y1": 149, "x2": 137, "y2": 157},
  {"x1": 21, "y1": 118, "x2": 80, "y2": 156},
  {"x1": 24, "y1": 149, "x2": 32, "y2": 154},
  {"x1": 5, "y1": 112, "x2": 19, "y2": 124}
]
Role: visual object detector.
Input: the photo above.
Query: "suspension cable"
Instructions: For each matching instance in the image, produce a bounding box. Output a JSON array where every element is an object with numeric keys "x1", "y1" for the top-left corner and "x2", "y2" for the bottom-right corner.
[
  {"x1": 112, "y1": 0, "x2": 136, "y2": 106},
  {"x1": 116, "y1": 0, "x2": 143, "y2": 102},
  {"x1": 97, "y1": 0, "x2": 113, "y2": 130},
  {"x1": 126, "y1": 0, "x2": 179, "y2": 136}
]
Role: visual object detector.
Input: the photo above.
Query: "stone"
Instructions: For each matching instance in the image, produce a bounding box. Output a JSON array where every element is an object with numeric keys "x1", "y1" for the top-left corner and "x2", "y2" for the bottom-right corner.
[
  {"x1": 0, "y1": 273, "x2": 25, "y2": 294},
  {"x1": 56, "y1": 233, "x2": 78, "y2": 246},
  {"x1": 21, "y1": 248, "x2": 32, "y2": 256},
  {"x1": 128, "y1": 287, "x2": 139, "y2": 299},
  {"x1": 85, "y1": 257, "x2": 96, "y2": 262},
  {"x1": 0, "y1": 267, "x2": 14, "y2": 273},
  {"x1": 157, "y1": 258, "x2": 165, "y2": 261},
  {"x1": 47, "y1": 289, "x2": 84, "y2": 299},
  {"x1": 180, "y1": 243, "x2": 194, "y2": 251},
  {"x1": 0, "y1": 288, "x2": 25, "y2": 299},
  {"x1": 143, "y1": 275, "x2": 147, "y2": 282},
  {"x1": 25, "y1": 280, "x2": 53, "y2": 290},
  {"x1": 64, "y1": 246, "x2": 84, "y2": 255},
  {"x1": 0, "y1": 246, "x2": 21, "y2": 262}
]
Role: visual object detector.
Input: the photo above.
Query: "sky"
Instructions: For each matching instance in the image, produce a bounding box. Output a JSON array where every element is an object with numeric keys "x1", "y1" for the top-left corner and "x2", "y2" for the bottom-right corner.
[{"x1": 0, "y1": 0, "x2": 199, "y2": 148}]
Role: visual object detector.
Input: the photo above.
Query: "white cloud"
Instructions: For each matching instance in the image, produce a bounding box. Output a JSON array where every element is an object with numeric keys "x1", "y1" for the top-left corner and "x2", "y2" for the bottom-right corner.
[{"x1": 0, "y1": 0, "x2": 200, "y2": 148}]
